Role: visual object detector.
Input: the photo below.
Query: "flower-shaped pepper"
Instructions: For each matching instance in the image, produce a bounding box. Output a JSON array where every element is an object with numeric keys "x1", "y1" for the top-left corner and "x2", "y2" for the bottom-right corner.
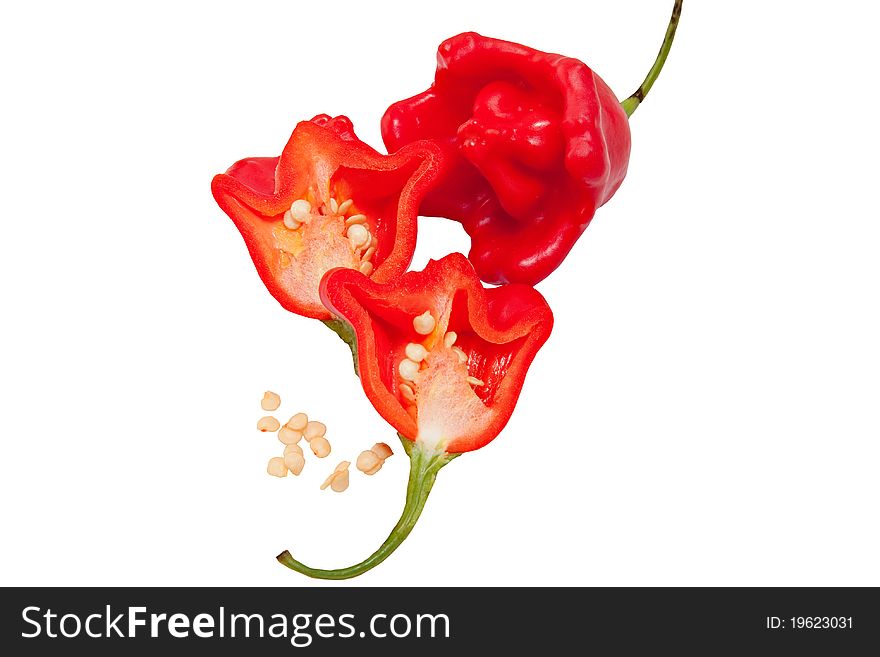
[
  {"x1": 212, "y1": 114, "x2": 445, "y2": 319},
  {"x1": 381, "y1": 33, "x2": 632, "y2": 286},
  {"x1": 277, "y1": 253, "x2": 553, "y2": 579},
  {"x1": 322, "y1": 252, "x2": 553, "y2": 453}
]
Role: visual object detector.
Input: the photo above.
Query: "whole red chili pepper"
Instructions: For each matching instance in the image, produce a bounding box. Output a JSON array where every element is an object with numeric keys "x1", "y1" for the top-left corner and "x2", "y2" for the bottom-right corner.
[
  {"x1": 381, "y1": 1, "x2": 682, "y2": 286},
  {"x1": 276, "y1": 253, "x2": 553, "y2": 578},
  {"x1": 211, "y1": 114, "x2": 445, "y2": 319}
]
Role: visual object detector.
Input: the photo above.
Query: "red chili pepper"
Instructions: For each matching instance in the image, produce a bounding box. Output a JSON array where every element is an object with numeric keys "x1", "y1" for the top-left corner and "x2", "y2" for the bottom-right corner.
[
  {"x1": 381, "y1": 2, "x2": 682, "y2": 286},
  {"x1": 381, "y1": 34, "x2": 630, "y2": 286},
  {"x1": 324, "y1": 252, "x2": 553, "y2": 452},
  {"x1": 211, "y1": 114, "x2": 445, "y2": 319},
  {"x1": 277, "y1": 253, "x2": 553, "y2": 578}
]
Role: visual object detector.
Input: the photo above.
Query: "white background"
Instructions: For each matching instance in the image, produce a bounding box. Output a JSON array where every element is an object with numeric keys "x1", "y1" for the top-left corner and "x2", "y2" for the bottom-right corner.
[{"x1": 1, "y1": 1, "x2": 878, "y2": 587}]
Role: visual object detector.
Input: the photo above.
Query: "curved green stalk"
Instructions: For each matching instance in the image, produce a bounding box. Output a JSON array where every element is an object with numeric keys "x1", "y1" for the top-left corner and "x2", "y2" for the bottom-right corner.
[
  {"x1": 277, "y1": 438, "x2": 457, "y2": 579},
  {"x1": 621, "y1": 0, "x2": 683, "y2": 117}
]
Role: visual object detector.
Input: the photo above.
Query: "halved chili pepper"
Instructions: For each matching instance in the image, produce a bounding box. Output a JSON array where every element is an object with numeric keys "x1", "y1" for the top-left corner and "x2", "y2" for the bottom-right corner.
[
  {"x1": 211, "y1": 114, "x2": 445, "y2": 319},
  {"x1": 381, "y1": 1, "x2": 683, "y2": 286},
  {"x1": 276, "y1": 253, "x2": 552, "y2": 578}
]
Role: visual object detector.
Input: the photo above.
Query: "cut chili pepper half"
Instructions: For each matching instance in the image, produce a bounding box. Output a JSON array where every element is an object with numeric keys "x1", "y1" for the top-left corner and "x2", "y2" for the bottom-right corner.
[
  {"x1": 321, "y1": 252, "x2": 553, "y2": 453},
  {"x1": 277, "y1": 253, "x2": 553, "y2": 579},
  {"x1": 211, "y1": 114, "x2": 445, "y2": 319}
]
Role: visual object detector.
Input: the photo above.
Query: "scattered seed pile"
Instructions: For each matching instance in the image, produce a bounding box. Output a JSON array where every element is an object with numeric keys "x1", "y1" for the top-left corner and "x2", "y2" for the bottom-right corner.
[{"x1": 257, "y1": 391, "x2": 393, "y2": 492}]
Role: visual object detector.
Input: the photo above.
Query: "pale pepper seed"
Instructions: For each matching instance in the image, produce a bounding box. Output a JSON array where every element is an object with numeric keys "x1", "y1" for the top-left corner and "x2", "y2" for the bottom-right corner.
[
  {"x1": 261, "y1": 391, "x2": 281, "y2": 411},
  {"x1": 356, "y1": 442, "x2": 393, "y2": 476},
  {"x1": 356, "y1": 450, "x2": 382, "y2": 475},
  {"x1": 398, "y1": 358, "x2": 420, "y2": 381},
  {"x1": 267, "y1": 457, "x2": 288, "y2": 477},
  {"x1": 282, "y1": 444, "x2": 305, "y2": 474},
  {"x1": 405, "y1": 343, "x2": 429, "y2": 362},
  {"x1": 399, "y1": 382, "x2": 416, "y2": 403},
  {"x1": 371, "y1": 442, "x2": 394, "y2": 460},
  {"x1": 320, "y1": 461, "x2": 350, "y2": 491},
  {"x1": 257, "y1": 416, "x2": 280, "y2": 432},
  {"x1": 290, "y1": 199, "x2": 312, "y2": 222},
  {"x1": 310, "y1": 435, "x2": 331, "y2": 458},
  {"x1": 331, "y1": 470, "x2": 349, "y2": 492},
  {"x1": 277, "y1": 426, "x2": 302, "y2": 445},
  {"x1": 413, "y1": 311, "x2": 436, "y2": 335},
  {"x1": 286, "y1": 413, "x2": 308, "y2": 431},
  {"x1": 284, "y1": 451, "x2": 305, "y2": 476},
  {"x1": 304, "y1": 421, "x2": 327, "y2": 441},
  {"x1": 346, "y1": 224, "x2": 369, "y2": 249}
]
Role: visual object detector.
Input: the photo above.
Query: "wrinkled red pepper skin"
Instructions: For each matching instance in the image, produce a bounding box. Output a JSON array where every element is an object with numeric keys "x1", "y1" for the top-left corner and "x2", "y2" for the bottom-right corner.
[
  {"x1": 382, "y1": 33, "x2": 632, "y2": 286},
  {"x1": 320, "y1": 253, "x2": 553, "y2": 453},
  {"x1": 212, "y1": 115, "x2": 444, "y2": 319}
]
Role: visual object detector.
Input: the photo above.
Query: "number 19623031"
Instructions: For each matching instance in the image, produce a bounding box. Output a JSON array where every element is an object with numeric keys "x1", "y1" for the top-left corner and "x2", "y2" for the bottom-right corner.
[{"x1": 767, "y1": 616, "x2": 853, "y2": 629}]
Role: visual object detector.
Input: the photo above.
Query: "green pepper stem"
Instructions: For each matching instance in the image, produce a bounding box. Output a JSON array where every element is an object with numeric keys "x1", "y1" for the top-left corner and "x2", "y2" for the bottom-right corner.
[
  {"x1": 621, "y1": 0, "x2": 683, "y2": 117},
  {"x1": 322, "y1": 318, "x2": 359, "y2": 375},
  {"x1": 277, "y1": 438, "x2": 457, "y2": 580}
]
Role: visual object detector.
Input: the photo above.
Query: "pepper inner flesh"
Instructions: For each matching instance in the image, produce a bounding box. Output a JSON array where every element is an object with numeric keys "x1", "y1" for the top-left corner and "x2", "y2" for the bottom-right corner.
[
  {"x1": 237, "y1": 163, "x2": 419, "y2": 316},
  {"x1": 272, "y1": 191, "x2": 376, "y2": 314},
  {"x1": 411, "y1": 345, "x2": 491, "y2": 451},
  {"x1": 355, "y1": 287, "x2": 528, "y2": 452}
]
